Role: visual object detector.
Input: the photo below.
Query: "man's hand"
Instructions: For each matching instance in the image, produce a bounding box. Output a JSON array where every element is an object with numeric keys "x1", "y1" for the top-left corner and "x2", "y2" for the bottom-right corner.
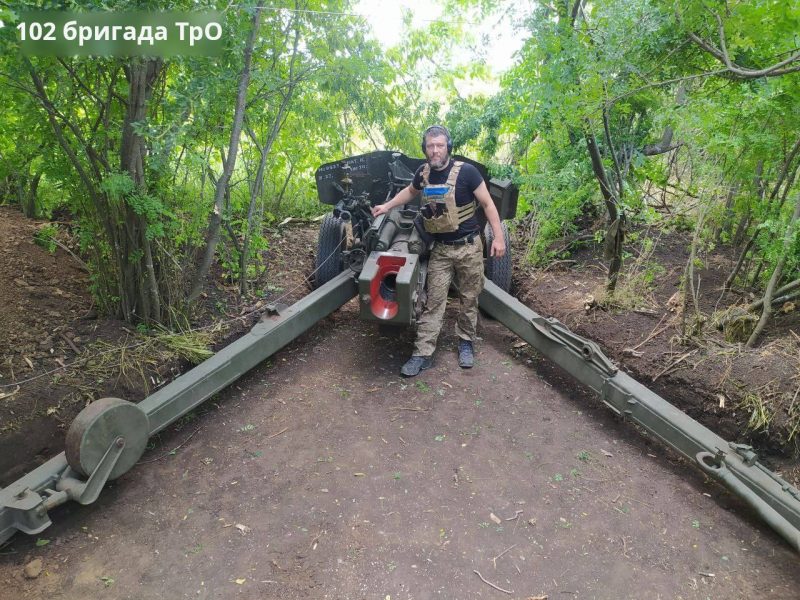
[
  {"x1": 371, "y1": 203, "x2": 390, "y2": 218},
  {"x1": 490, "y1": 237, "x2": 506, "y2": 258},
  {"x1": 473, "y1": 181, "x2": 507, "y2": 258},
  {"x1": 373, "y1": 184, "x2": 419, "y2": 218}
]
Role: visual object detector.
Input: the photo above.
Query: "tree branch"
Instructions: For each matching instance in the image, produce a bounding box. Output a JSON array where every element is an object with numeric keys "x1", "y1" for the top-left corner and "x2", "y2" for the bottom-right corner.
[
  {"x1": 642, "y1": 126, "x2": 680, "y2": 155},
  {"x1": 687, "y1": 12, "x2": 800, "y2": 79},
  {"x1": 602, "y1": 106, "x2": 624, "y2": 200}
]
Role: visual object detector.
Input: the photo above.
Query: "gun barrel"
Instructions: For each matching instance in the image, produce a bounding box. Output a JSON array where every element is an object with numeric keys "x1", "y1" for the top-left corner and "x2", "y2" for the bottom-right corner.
[{"x1": 376, "y1": 212, "x2": 399, "y2": 251}]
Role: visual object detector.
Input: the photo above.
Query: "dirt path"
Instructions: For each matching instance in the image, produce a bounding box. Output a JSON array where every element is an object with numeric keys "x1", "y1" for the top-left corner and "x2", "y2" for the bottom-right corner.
[{"x1": 1, "y1": 306, "x2": 796, "y2": 599}]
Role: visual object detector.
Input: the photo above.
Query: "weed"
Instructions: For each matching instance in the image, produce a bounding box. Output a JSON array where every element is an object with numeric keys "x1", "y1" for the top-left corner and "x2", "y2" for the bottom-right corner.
[
  {"x1": 461, "y1": 425, "x2": 480, "y2": 437},
  {"x1": 597, "y1": 231, "x2": 664, "y2": 311},
  {"x1": 173, "y1": 411, "x2": 198, "y2": 431},
  {"x1": 392, "y1": 472, "x2": 402, "y2": 480},
  {"x1": 598, "y1": 267, "x2": 659, "y2": 311},
  {"x1": 155, "y1": 329, "x2": 213, "y2": 364},
  {"x1": 33, "y1": 224, "x2": 58, "y2": 253},
  {"x1": 77, "y1": 327, "x2": 214, "y2": 400},
  {"x1": 576, "y1": 450, "x2": 591, "y2": 462},
  {"x1": 185, "y1": 543, "x2": 203, "y2": 555},
  {"x1": 738, "y1": 393, "x2": 772, "y2": 432},
  {"x1": 415, "y1": 381, "x2": 431, "y2": 392},
  {"x1": 553, "y1": 473, "x2": 564, "y2": 482},
  {"x1": 787, "y1": 402, "x2": 800, "y2": 443}
]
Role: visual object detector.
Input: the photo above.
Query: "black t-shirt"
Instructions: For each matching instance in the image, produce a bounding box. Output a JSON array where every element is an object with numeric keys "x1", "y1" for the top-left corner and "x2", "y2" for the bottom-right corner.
[{"x1": 411, "y1": 159, "x2": 483, "y2": 241}]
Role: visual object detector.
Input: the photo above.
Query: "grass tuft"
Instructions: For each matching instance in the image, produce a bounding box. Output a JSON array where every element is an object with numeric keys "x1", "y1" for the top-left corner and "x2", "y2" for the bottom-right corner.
[{"x1": 738, "y1": 393, "x2": 773, "y2": 433}]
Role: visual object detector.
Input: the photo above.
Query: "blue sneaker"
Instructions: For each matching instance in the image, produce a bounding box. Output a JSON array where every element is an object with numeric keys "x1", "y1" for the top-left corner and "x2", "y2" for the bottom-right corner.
[
  {"x1": 458, "y1": 340, "x2": 474, "y2": 368},
  {"x1": 400, "y1": 355, "x2": 433, "y2": 377}
]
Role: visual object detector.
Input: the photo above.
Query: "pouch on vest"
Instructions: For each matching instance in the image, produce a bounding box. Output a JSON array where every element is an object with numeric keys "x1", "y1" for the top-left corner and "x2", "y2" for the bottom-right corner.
[
  {"x1": 419, "y1": 162, "x2": 474, "y2": 234},
  {"x1": 421, "y1": 185, "x2": 455, "y2": 233}
]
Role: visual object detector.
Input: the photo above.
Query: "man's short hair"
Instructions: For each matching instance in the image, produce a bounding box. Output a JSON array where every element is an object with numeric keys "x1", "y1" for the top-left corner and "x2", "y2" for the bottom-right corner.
[{"x1": 421, "y1": 125, "x2": 452, "y2": 153}]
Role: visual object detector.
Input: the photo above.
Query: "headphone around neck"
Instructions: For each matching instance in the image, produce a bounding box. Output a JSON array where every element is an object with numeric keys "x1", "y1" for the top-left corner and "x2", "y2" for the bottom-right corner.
[{"x1": 421, "y1": 125, "x2": 453, "y2": 154}]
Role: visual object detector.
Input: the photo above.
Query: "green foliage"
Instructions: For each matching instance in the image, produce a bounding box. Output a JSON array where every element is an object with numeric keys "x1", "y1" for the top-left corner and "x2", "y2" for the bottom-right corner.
[
  {"x1": 2, "y1": 0, "x2": 798, "y2": 317},
  {"x1": 0, "y1": 0, "x2": 433, "y2": 315},
  {"x1": 33, "y1": 223, "x2": 58, "y2": 253},
  {"x1": 100, "y1": 173, "x2": 136, "y2": 200}
]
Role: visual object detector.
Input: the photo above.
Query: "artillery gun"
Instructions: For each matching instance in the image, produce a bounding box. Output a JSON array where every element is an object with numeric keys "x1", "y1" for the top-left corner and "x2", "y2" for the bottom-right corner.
[
  {"x1": 2, "y1": 152, "x2": 800, "y2": 556},
  {"x1": 312, "y1": 150, "x2": 517, "y2": 325}
]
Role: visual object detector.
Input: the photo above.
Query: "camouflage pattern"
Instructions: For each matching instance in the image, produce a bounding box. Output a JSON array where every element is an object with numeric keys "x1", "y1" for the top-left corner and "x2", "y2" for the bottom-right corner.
[
  {"x1": 419, "y1": 162, "x2": 476, "y2": 234},
  {"x1": 414, "y1": 237, "x2": 484, "y2": 357}
]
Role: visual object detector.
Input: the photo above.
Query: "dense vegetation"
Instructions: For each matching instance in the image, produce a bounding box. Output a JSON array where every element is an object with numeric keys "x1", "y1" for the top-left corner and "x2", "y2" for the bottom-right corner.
[{"x1": 1, "y1": 0, "x2": 798, "y2": 348}]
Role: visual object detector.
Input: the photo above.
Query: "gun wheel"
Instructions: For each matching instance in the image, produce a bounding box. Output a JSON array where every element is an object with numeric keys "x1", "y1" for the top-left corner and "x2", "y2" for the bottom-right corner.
[
  {"x1": 484, "y1": 222, "x2": 512, "y2": 292},
  {"x1": 314, "y1": 213, "x2": 346, "y2": 288},
  {"x1": 65, "y1": 397, "x2": 150, "y2": 480}
]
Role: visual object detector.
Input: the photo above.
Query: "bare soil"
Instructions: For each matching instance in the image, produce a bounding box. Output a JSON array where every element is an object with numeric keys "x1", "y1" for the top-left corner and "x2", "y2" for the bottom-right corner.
[
  {"x1": 0, "y1": 206, "x2": 798, "y2": 598},
  {"x1": 512, "y1": 229, "x2": 800, "y2": 475},
  {"x1": 0, "y1": 207, "x2": 318, "y2": 486}
]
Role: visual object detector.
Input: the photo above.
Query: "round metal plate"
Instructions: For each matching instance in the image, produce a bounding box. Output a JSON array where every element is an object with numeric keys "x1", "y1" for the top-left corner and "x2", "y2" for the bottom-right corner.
[{"x1": 65, "y1": 397, "x2": 150, "y2": 479}]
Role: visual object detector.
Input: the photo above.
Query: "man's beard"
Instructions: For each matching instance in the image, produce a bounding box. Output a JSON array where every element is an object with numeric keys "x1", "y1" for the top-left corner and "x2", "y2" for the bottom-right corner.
[{"x1": 428, "y1": 154, "x2": 449, "y2": 170}]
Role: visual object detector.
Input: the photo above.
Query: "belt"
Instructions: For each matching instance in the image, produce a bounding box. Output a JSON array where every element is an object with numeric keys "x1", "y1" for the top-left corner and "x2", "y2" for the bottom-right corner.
[{"x1": 439, "y1": 231, "x2": 478, "y2": 246}]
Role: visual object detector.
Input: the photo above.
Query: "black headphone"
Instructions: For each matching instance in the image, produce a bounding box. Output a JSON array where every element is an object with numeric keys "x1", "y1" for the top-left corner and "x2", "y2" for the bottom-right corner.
[{"x1": 421, "y1": 124, "x2": 453, "y2": 154}]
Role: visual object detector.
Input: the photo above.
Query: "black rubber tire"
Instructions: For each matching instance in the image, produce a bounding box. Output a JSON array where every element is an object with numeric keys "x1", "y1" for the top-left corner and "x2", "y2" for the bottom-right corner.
[
  {"x1": 314, "y1": 213, "x2": 345, "y2": 288},
  {"x1": 484, "y1": 222, "x2": 512, "y2": 293}
]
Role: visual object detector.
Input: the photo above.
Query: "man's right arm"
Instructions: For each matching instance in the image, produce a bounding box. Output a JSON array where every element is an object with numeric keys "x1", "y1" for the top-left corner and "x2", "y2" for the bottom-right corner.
[{"x1": 371, "y1": 184, "x2": 421, "y2": 217}]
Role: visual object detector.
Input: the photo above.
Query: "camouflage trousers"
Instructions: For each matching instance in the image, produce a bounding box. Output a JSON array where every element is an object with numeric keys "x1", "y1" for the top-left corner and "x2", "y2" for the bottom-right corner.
[{"x1": 414, "y1": 237, "x2": 484, "y2": 357}]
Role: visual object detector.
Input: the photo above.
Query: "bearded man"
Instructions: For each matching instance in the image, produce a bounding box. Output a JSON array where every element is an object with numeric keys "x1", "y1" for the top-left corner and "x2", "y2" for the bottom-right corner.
[{"x1": 371, "y1": 125, "x2": 506, "y2": 376}]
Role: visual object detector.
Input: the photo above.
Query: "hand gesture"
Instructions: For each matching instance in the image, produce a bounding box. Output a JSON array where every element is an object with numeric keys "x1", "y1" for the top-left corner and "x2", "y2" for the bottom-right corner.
[{"x1": 371, "y1": 204, "x2": 389, "y2": 218}]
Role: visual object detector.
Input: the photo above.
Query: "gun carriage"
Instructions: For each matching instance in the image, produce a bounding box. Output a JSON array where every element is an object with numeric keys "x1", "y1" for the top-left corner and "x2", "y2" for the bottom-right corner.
[{"x1": 1, "y1": 152, "x2": 799, "y2": 555}]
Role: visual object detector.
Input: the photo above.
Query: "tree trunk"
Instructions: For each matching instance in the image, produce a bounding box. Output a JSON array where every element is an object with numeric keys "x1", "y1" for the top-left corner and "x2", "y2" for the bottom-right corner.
[
  {"x1": 715, "y1": 280, "x2": 800, "y2": 335},
  {"x1": 715, "y1": 180, "x2": 739, "y2": 243},
  {"x1": 745, "y1": 278, "x2": 800, "y2": 312},
  {"x1": 26, "y1": 60, "x2": 128, "y2": 313},
  {"x1": 189, "y1": 7, "x2": 262, "y2": 302},
  {"x1": 585, "y1": 129, "x2": 625, "y2": 293},
  {"x1": 23, "y1": 172, "x2": 41, "y2": 218},
  {"x1": 238, "y1": 16, "x2": 302, "y2": 294},
  {"x1": 681, "y1": 203, "x2": 709, "y2": 338},
  {"x1": 120, "y1": 58, "x2": 163, "y2": 323},
  {"x1": 722, "y1": 231, "x2": 758, "y2": 296},
  {"x1": 746, "y1": 194, "x2": 800, "y2": 348},
  {"x1": 273, "y1": 161, "x2": 294, "y2": 212}
]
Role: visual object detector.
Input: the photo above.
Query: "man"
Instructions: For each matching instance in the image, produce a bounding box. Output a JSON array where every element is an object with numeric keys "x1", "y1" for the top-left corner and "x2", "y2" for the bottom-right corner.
[{"x1": 372, "y1": 125, "x2": 506, "y2": 377}]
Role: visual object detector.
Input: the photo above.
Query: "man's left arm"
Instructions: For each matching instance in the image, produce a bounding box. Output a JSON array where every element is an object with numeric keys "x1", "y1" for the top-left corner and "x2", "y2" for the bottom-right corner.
[{"x1": 474, "y1": 181, "x2": 506, "y2": 257}]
